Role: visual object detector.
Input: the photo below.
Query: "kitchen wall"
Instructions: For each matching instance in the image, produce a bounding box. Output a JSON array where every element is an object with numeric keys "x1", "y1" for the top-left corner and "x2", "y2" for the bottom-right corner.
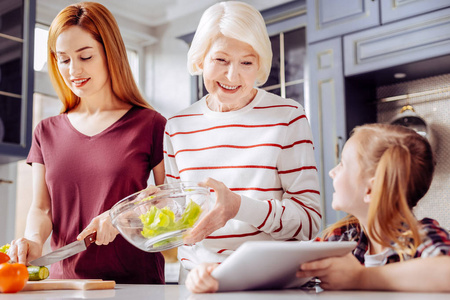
[
  {"x1": 145, "y1": 29, "x2": 192, "y2": 118},
  {"x1": 376, "y1": 73, "x2": 450, "y2": 230},
  {"x1": 0, "y1": 163, "x2": 17, "y2": 244}
]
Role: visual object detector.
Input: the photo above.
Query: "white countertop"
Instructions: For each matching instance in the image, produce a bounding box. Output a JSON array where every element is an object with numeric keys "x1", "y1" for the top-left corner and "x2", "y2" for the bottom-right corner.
[{"x1": 0, "y1": 284, "x2": 449, "y2": 299}]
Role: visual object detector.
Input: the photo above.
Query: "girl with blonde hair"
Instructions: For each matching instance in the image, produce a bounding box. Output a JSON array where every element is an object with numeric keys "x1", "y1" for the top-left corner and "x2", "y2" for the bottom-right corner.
[
  {"x1": 297, "y1": 123, "x2": 450, "y2": 292},
  {"x1": 8, "y1": 2, "x2": 166, "y2": 283}
]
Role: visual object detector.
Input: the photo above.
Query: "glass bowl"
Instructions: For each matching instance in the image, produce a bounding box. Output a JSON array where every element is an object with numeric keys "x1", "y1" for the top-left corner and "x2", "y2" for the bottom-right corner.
[{"x1": 110, "y1": 182, "x2": 211, "y2": 252}]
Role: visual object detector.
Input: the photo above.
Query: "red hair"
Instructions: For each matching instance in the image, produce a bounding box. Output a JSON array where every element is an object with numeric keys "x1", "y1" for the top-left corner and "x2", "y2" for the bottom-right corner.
[{"x1": 47, "y1": 2, "x2": 152, "y2": 112}]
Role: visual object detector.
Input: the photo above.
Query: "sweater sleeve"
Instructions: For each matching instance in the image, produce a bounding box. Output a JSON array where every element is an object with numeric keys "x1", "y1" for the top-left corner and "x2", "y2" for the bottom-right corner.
[
  {"x1": 163, "y1": 121, "x2": 181, "y2": 183},
  {"x1": 234, "y1": 105, "x2": 322, "y2": 241}
]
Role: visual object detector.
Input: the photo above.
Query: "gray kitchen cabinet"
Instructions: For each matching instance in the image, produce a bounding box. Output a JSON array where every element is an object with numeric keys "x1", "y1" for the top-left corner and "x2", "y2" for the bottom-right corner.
[
  {"x1": 380, "y1": 0, "x2": 450, "y2": 24},
  {"x1": 0, "y1": 0, "x2": 35, "y2": 164},
  {"x1": 307, "y1": 37, "x2": 346, "y2": 226},
  {"x1": 344, "y1": 7, "x2": 450, "y2": 76},
  {"x1": 307, "y1": 0, "x2": 379, "y2": 44}
]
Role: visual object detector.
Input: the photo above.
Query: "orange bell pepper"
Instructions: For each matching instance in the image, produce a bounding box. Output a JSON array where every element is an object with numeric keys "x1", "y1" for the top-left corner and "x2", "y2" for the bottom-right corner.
[{"x1": 0, "y1": 263, "x2": 28, "y2": 293}]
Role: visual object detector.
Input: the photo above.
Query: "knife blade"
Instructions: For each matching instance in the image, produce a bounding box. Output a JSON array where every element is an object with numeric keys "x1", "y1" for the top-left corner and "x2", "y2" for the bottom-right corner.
[{"x1": 29, "y1": 232, "x2": 97, "y2": 266}]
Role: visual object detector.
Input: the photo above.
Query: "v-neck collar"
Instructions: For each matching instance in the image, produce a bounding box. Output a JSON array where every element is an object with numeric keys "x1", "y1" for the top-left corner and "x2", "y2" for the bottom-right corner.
[{"x1": 63, "y1": 106, "x2": 136, "y2": 139}]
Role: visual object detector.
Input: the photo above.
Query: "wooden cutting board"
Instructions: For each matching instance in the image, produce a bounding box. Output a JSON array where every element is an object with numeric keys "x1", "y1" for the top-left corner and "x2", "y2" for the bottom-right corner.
[{"x1": 22, "y1": 279, "x2": 116, "y2": 291}]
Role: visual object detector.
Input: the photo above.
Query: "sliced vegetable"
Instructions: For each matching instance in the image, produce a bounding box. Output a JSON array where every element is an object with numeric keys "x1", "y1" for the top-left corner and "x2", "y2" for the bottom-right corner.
[
  {"x1": 138, "y1": 195, "x2": 156, "y2": 204},
  {"x1": 139, "y1": 199, "x2": 202, "y2": 242},
  {"x1": 0, "y1": 262, "x2": 28, "y2": 293},
  {"x1": 0, "y1": 244, "x2": 10, "y2": 254},
  {"x1": 27, "y1": 266, "x2": 49, "y2": 281},
  {"x1": 177, "y1": 199, "x2": 202, "y2": 228},
  {"x1": 153, "y1": 236, "x2": 181, "y2": 248}
]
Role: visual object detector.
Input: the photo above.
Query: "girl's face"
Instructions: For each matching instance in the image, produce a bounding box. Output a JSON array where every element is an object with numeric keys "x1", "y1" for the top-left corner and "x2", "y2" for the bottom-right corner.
[
  {"x1": 329, "y1": 136, "x2": 371, "y2": 219},
  {"x1": 201, "y1": 35, "x2": 259, "y2": 111},
  {"x1": 55, "y1": 26, "x2": 110, "y2": 99}
]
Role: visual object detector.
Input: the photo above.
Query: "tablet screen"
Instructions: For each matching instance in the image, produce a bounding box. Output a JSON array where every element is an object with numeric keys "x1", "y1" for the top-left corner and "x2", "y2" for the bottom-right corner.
[{"x1": 211, "y1": 241, "x2": 357, "y2": 292}]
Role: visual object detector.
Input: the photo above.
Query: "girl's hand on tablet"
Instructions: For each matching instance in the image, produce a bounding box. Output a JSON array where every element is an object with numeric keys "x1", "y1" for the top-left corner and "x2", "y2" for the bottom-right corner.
[
  {"x1": 186, "y1": 262, "x2": 220, "y2": 293},
  {"x1": 296, "y1": 253, "x2": 364, "y2": 290}
]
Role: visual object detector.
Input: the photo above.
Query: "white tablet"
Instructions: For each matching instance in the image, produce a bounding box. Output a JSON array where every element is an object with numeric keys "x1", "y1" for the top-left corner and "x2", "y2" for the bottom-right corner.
[{"x1": 211, "y1": 240, "x2": 357, "y2": 292}]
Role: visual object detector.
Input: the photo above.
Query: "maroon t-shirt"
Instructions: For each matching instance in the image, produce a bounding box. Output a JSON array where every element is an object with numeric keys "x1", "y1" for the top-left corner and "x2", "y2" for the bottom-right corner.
[{"x1": 27, "y1": 106, "x2": 166, "y2": 284}]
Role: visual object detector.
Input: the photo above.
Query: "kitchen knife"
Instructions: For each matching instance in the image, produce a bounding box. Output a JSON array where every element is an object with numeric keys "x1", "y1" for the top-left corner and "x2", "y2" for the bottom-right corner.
[{"x1": 29, "y1": 232, "x2": 97, "y2": 266}]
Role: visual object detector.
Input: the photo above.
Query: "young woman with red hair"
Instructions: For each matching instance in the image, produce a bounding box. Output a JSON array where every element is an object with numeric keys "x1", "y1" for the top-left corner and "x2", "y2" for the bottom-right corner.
[{"x1": 8, "y1": 2, "x2": 166, "y2": 284}]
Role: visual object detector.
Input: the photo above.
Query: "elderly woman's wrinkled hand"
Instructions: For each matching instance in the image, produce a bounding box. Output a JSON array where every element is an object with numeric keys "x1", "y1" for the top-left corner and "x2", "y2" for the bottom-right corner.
[{"x1": 183, "y1": 178, "x2": 241, "y2": 245}]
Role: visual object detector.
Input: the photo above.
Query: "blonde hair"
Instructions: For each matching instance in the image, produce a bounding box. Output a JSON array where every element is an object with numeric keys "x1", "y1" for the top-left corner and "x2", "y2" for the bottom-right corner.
[
  {"x1": 47, "y1": 2, "x2": 153, "y2": 113},
  {"x1": 325, "y1": 123, "x2": 435, "y2": 259},
  {"x1": 187, "y1": 1, "x2": 272, "y2": 86}
]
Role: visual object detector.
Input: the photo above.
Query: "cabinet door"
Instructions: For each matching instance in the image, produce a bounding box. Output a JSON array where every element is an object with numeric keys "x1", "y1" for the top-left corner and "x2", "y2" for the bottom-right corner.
[
  {"x1": 344, "y1": 8, "x2": 450, "y2": 76},
  {"x1": 0, "y1": 0, "x2": 35, "y2": 164},
  {"x1": 307, "y1": 0, "x2": 379, "y2": 44},
  {"x1": 307, "y1": 37, "x2": 346, "y2": 226},
  {"x1": 381, "y1": 0, "x2": 450, "y2": 24}
]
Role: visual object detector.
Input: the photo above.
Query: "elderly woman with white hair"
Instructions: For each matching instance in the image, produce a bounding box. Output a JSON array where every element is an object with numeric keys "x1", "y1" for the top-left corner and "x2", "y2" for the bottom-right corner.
[{"x1": 163, "y1": 1, "x2": 321, "y2": 290}]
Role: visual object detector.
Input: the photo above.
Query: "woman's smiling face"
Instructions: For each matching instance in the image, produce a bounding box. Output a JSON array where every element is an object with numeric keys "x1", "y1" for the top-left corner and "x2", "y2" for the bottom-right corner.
[
  {"x1": 201, "y1": 35, "x2": 259, "y2": 112},
  {"x1": 55, "y1": 26, "x2": 110, "y2": 99}
]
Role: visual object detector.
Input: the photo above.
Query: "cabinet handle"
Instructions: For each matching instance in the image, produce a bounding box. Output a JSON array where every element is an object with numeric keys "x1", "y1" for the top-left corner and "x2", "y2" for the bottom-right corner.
[{"x1": 0, "y1": 179, "x2": 13, "y2": 184}]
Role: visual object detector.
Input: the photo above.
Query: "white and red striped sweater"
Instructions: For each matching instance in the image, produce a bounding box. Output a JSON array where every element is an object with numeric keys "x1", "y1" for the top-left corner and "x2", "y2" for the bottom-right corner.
[{"x1": 164, "y1": 89, "x2": 321, "y2": 270}]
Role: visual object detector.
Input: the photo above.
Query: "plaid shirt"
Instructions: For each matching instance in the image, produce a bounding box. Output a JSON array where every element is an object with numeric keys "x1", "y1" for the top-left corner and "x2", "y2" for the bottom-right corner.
[{"x1": 323, "y1": 218, "x2": 450, "y2": 264}]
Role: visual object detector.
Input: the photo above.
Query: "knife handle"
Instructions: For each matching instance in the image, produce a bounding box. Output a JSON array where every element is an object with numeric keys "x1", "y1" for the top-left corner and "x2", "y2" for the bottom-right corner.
[{"x1": 84, "y1": 232, "x2": 97, "y2": 247}]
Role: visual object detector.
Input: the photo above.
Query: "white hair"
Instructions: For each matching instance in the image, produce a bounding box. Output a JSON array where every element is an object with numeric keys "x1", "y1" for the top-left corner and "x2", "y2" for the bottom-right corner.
[{"x1": 187, "y1": 1, "x2": 272, "y2": 86}]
